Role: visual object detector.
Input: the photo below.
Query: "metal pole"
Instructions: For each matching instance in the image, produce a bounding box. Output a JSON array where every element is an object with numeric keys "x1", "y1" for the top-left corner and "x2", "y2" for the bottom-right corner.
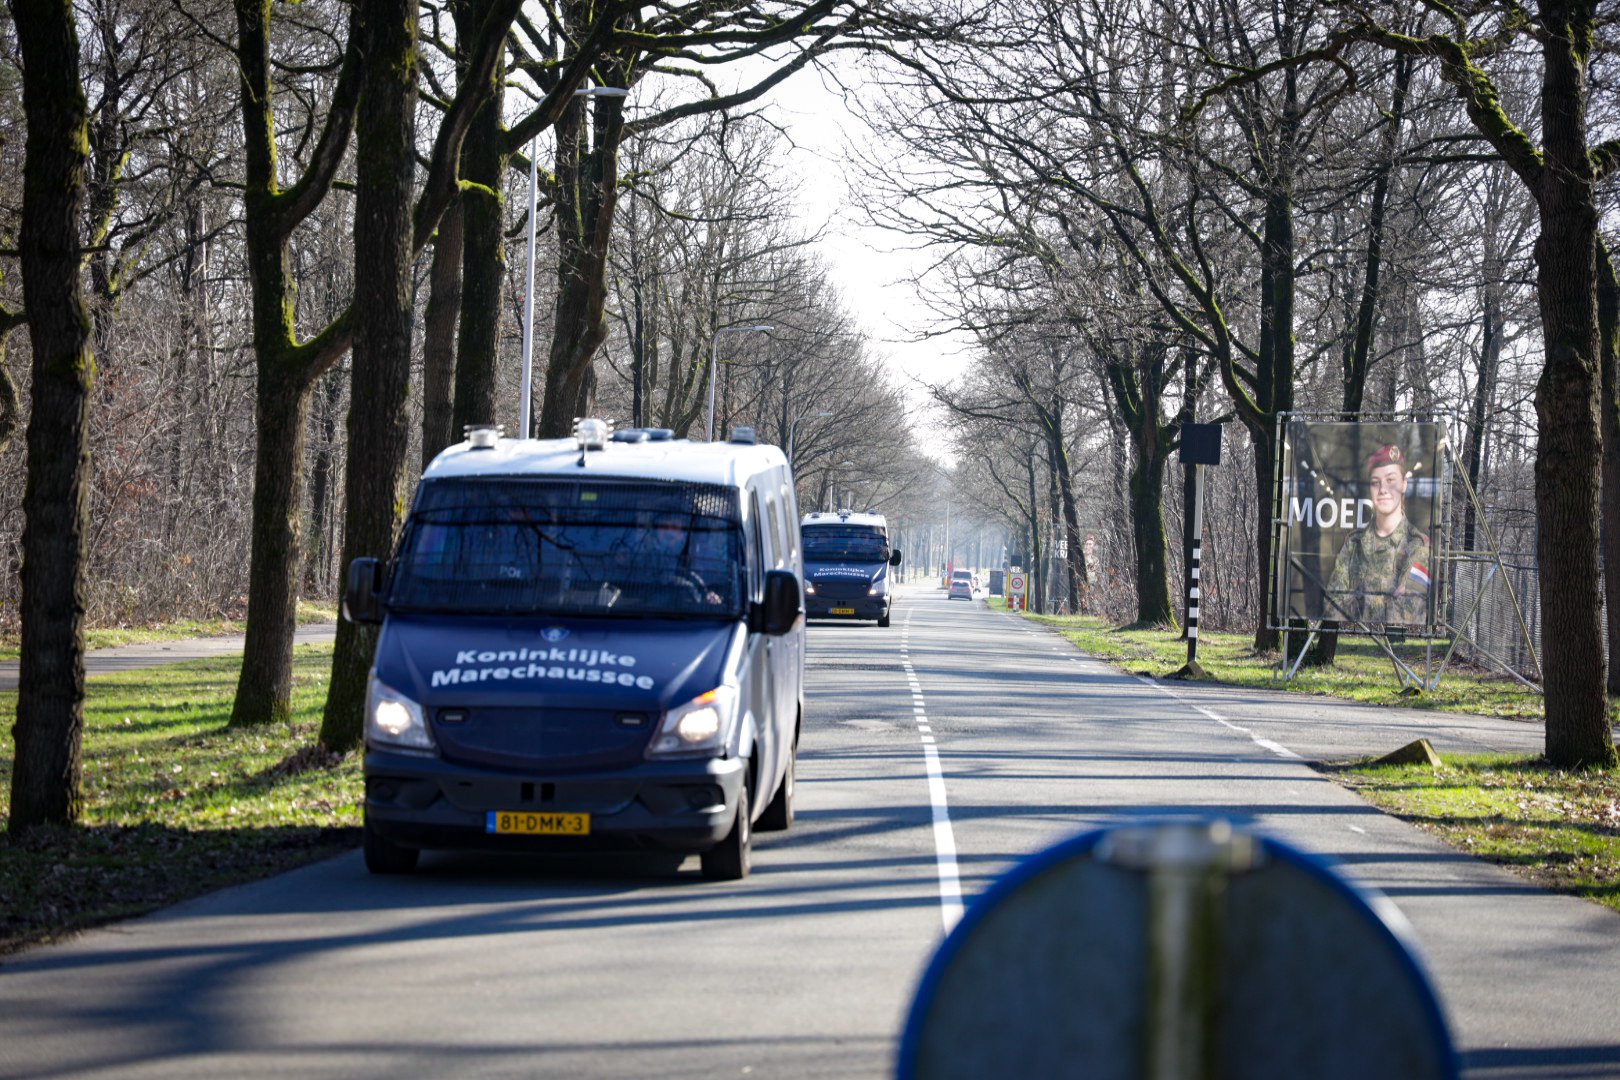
[
  {"x1": 705, "y1": 325, "x2": 771, "y2": 441},
  {"x1": 706, "y1": 332, "x2": 720, "y2": 441},
  {"x1": 517, "y1": 137, "x2": 539, "y2": 440}
]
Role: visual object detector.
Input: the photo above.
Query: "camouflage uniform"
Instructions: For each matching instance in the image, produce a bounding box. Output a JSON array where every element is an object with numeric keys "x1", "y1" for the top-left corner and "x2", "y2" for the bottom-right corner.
[{"x1": 1324, "y1": 518, "x2": 1432, "y2": 626}]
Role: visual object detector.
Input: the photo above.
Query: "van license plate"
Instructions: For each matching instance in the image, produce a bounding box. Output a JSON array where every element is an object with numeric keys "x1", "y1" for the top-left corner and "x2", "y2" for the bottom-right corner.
[
  {"x1": 486, "y1": 811, "x2": 590, "y2": 836},
  {"x1": 830, "y1": 607, "x2": 855, "y2": 615}
]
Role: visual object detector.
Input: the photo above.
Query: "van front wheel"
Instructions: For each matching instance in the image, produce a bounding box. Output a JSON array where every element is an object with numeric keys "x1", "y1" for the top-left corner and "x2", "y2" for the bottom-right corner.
[
  {"x1": 364, "y1": 816, "x2": 419, "y2": 875},
  {"x1": 758, "y1": 740, "x2": 795, "y2": 832},
  {"x1": 701, "y1": 781, "x2": 751, "y2": 881}
]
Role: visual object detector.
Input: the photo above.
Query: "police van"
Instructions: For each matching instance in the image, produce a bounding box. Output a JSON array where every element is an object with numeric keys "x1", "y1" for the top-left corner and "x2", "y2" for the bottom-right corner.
[
  {"x1": 800, "y1": 509, "x2": 901, "y2": 626},
  {"x1": 343, "y1": 420, "x2": 804, "y2": 881}
]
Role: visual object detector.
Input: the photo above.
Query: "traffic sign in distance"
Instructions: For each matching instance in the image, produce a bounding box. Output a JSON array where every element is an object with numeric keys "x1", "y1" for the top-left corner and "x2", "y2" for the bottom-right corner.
[
  {"x1": 1180, "y1": 422, "x2": 1223, "y2": 465},
  {"x1": 1009, "y1": 574, "x2": 1027, "y2": 595},
  {"x1": 899, "y1": 819, "x2": 1457, "y2": 1080}
]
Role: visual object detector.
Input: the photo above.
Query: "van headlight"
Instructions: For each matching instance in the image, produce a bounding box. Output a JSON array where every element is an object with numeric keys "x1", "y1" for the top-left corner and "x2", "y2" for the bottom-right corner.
[
  {"x1": 648, "y1": 685, "x2": 737, "y2": 758},
  {"x1": 803, "y1": 581, "x2": 816, "y2": 595},
  {"x1": 366, "y1": 678, "x2": 434, "y2": 753},
  {"x1": 869, "y1": 583, "x2": 883, "y2": 596}
]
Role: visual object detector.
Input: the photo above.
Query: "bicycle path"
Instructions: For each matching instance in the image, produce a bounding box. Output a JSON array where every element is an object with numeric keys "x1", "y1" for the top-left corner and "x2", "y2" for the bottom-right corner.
[{"x1": 0, "y1": 623, "x2": 339, "y2": 692}]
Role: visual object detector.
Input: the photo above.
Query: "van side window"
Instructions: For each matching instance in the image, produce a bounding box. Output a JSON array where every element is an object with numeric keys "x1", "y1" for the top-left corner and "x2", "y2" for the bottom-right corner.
[
  {"x1": 763, "y1": 490, "x2": 785, "y2": 569},
  {"x1": 749, "y1": 491, "x2": 766, "y2": 599},
  {"x1": 781, "y1": 483, "x2": 798, "y2": 565}
]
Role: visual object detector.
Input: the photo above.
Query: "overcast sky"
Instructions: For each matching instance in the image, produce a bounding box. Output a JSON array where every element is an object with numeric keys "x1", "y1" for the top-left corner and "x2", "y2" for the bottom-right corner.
[{"x1": 759, "y1": 61, "x2": 974, "y2": 459}]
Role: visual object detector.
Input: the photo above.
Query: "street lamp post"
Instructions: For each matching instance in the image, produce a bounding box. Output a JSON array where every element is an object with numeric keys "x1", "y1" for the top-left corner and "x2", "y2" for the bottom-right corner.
[
  {"x1": 706, "y1": 324, "x2": 773, "y2": 441},
  {"x1": 517, "y1": 85, "x2": 630, "y2": 440},
  {"x1": 786, "y1": 410, "x2": 832, "y2": 473}
]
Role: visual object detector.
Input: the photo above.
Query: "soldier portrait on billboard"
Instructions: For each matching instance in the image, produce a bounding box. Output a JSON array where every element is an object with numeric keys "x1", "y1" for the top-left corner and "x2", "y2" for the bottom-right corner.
[
  {"x1": 1323, "y1": 443, "x2": 1432, "y2": 624},
  {"x1": 1275, "y1": 420, "x2": 1444, "y2": 630}
]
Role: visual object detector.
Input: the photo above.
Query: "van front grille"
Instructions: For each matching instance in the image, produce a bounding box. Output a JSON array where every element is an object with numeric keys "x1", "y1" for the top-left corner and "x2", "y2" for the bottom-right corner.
[{"x1": 432, "y1": 707, "x2": 651, "y2": 772}]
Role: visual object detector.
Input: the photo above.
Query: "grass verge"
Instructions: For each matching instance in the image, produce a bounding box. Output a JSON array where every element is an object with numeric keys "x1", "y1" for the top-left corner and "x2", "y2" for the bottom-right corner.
[
  {"x1": 0, "y1": 601, "x2": 338, "y2": 661},
  {"x1": 987, "y1": 597, "x2": 1545, "y2": 721},
  {"x1": 0, "y1": 643, "x2": 357, "y2": 957},
  {"x1": 1331, "y1": 754, "x2": 1620, "y2": 913}
]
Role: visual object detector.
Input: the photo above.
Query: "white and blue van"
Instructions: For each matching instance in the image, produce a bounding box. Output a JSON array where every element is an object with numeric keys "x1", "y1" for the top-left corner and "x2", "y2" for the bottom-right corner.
[
  {"x1": 343, "y1": 421, "x2": 804, "y2": 881},
  {"x1": 800, "y1": 509, "x2": 901, "y2": 626}
]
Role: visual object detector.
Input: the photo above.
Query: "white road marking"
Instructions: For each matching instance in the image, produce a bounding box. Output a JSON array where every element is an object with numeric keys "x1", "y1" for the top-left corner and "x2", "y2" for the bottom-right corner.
[
  {"x1": 1213, "y1": 718, "x2": 1302, "y2": 760},
  {"x1": 1348, "y1": 825, "x2": 1367, "y2": 835},
  {"x1": 920, "y1": 745, "x2": 964, "y2": 930},
  {"x1": 1132, "y1": 674, "x2": 1302, "y2": 760},
  {"x1": 903, "y1": 608, "x2": 965, "y2": 933}
]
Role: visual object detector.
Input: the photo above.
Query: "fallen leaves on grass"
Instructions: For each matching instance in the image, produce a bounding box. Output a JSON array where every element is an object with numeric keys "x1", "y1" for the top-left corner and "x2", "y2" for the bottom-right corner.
[{"x1": 264, "y1": 744, "x2": 349, "y2": 779}]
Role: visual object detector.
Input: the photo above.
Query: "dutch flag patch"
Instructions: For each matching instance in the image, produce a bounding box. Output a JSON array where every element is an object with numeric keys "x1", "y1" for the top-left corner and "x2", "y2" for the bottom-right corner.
[{"x1": 1409, "y1": 563, "x2": 1431, "y2": 589}]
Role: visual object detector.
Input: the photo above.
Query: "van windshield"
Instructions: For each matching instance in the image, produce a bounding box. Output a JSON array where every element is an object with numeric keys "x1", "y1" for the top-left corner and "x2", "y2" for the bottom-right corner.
[
  {"x1": 802, "y1": 525, "x2": 889, "y2": 563},
  {"x1": 389, "y1": 479, "x2": 745, "y2": 618}
]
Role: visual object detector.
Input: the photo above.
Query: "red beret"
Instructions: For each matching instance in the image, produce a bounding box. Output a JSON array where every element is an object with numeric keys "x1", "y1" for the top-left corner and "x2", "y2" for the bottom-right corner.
[{"x1": 1365, "y1": 443, "x2": 1405, "y2": 475}]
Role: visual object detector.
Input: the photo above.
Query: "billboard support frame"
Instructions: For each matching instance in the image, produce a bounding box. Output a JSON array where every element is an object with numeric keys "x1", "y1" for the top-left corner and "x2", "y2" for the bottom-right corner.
[
  {"x1": 1269, "y1": 411, "x2": 1482, "y2": 693},
  {"x1": 1424, "y1": 447, "x2": 1543, "y2": 691}
]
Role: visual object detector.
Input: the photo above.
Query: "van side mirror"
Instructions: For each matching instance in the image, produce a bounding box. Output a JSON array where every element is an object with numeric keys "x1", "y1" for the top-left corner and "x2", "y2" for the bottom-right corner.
[
  {"x1": 889, "y1": 548, "x2": 903, "y2": 567},
  {"x1": 344, "y1": 557, "x2": 386, "y2": 625},
  {"x1": 760, "y1": 569, "x2": 803, "y2": 636}
]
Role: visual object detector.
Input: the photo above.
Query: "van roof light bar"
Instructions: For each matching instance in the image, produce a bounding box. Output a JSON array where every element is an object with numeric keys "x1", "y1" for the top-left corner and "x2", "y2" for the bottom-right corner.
[
  {"x1": 728, "y1": 425, "x2": 757, "y2": 445},
  {"x1": 572, "y1": 417, "x2": 612, "y2": 464},
  {"x1": 464, "y1": 424, "x2": 503, "y2": 449}
]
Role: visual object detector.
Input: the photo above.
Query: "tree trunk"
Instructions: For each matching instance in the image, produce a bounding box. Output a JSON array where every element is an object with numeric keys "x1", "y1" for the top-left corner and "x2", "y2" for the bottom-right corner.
[
  {"x1": 8, "y1": 0, "x2": 95, "y2": 831},
  {"x1": 1533, "y1": 0, "x2": 1614, "y2": 767},
  {"x1": 229, "y1": 0, "x2": 361, "y2": 726},
  {"x1": 1026, "y1": 448, "x2": 1045, "y2": 615},
  {"x1": 233, "y1": 371, "x2": 314, "y2": 726},
  {"x1": 1462, "y1": 252, "x2": 1504, "y2": 554},
  {"x1": 1597, "y1": 241, "x2": 1620, "y2": 695},
  {"x1": 1248, "y1": 416, "x2": 1279, "y2": 653},
  {"x1": 1129, "y1": 446, "x2": 1174, "y2": 627},
  {"x1": 321, "y1": 0, "x2": 419, "y2": 752},
  {"x1": 1342, "y1": 52, "x2": 1410, "y2": 417},
  {"x1": 306, "y1": 370, "x2": 342, "y2": 592},
  {"x1": 0, "y1": 313, "x2": 22, "y2": 457},
  {"x1": 537, "y1": 76, "x2": 627, "y2": 437},
  {"x1": 450, "y1": 24, "x2": 507, "y2": 437},
  {"x1": 1106, "y1": 346, "x2": 1177, "y2": 629},
  {"x1": 422, "y1": 198, "x2": 463, "y2": 464},
  {"x1": 1043, "y1": 405, "x2": 1088, "y2": 615}
]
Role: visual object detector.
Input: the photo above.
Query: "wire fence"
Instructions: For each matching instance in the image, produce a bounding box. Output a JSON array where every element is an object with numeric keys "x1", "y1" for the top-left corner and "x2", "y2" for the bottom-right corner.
[{"x1": 1448, "y1": 553, "x2": 1546, "y2": 684}]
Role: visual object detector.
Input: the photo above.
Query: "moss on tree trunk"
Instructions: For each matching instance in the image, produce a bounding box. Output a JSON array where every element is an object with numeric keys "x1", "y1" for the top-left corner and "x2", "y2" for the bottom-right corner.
[
  {"x1": 8, "y1": 0, "x2": 95, "y2": 830},
  {"x1": 320, "y1": 0, "x2": 419, "y2": 752}
]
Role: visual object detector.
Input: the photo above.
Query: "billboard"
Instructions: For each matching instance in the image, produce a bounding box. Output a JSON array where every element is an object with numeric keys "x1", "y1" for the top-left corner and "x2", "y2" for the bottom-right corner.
[{"x1": 1274, "y1": 420, "x2": 1446, "y2": 630}]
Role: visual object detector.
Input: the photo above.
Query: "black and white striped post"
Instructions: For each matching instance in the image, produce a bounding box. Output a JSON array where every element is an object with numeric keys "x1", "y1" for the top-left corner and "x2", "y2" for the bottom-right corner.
[
  {"x1": 1175, "y1": 423, "x2": 1222, "y2": 679},
  {"x1": 1186, "y1": 464, "x2": 1205, "y2": 668}
]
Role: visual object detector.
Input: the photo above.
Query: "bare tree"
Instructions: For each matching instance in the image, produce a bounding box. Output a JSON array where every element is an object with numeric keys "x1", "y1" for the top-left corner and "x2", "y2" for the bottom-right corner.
[{"x1": 7, "y1": 0, "x2": 96, "y2": 830}]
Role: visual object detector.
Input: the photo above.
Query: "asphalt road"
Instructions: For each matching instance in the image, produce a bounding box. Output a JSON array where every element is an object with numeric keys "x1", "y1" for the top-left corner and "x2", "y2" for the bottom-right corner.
[{"x1": 2, "y1": 587, "x2": 1618, "y2": 1078}]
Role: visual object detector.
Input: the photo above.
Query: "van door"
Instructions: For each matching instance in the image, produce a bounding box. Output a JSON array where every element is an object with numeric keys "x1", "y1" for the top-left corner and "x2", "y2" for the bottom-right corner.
[
  {"x1": 773, "y1": 474, "x2": 803, "y2": 730},
  {"x1": 746, "y1": 488, "x2": 779, "y2": 813}
]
